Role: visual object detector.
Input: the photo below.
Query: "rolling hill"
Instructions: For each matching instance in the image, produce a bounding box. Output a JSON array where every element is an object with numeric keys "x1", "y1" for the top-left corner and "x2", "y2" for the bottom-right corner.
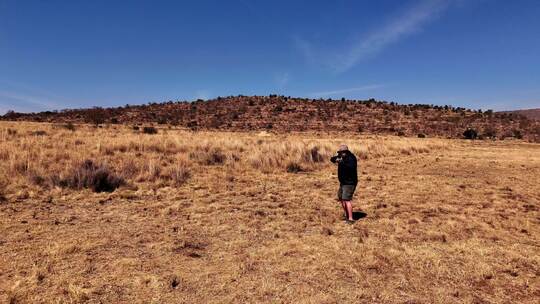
[
  {"x1": 498, "y1": 108, "x2": 540, "y2": 120},
  {"x1": 2, "y1": 95, "x2": 540, "y2": 141}
]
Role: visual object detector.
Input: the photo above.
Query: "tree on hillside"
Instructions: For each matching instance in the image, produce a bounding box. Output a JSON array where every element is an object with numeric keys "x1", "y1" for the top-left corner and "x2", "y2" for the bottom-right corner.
[
  {"x1": 4, "y1": 110, "x2": 17, "y2": 118},
  {"x1": 463, "y1": 128, "x2": 478, "y2": 140},
  {"x1": 85, "y1": 107, "x2": 107, "y2": 125}
]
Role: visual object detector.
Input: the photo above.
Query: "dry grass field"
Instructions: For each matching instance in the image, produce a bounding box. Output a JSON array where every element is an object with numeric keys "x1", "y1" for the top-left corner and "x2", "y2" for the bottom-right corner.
[{"x1": 0, "y1": 121, "x2": 538, "y2": 303}]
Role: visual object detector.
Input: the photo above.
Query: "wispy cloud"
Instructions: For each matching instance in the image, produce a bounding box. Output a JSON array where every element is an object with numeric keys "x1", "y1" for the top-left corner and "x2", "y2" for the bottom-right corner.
[
  {"x1": 274, "y1": 72, "x2": 290, "y2": 89},
  {"x1": 0, "y1": 90, "x2": 66, "y2": 114},
  {"x1": 309, "y1": 84, "x2": 384, "y2": 97},
  {"x1": 294, "y1": 36, "x2": 315, "y2": 65},
  {"x1": 0, "y1": 81, "x2": 72, "y2": 114},
  {"x1": 338, "y1": 0, "x2": 451, "y2": 72},
  {"x1": 0, "y1": 91, "x2": 55, "y2": 107},
  {"x1": 297, "y1": 0, "x2": 454, "y2": 73}
]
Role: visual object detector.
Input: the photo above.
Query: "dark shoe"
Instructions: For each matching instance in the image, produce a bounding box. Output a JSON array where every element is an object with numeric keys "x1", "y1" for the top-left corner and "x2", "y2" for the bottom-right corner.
[{"x1": 345, "y1": 219, "x2": 355, "y2": 225}]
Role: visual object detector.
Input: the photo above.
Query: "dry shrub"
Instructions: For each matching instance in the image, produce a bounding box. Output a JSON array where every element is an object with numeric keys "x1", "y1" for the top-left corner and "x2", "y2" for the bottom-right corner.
[
  {"x1": 0, "y1": 177, "x2": 7, "y2": 202},
  {"x1": 28, "y1": 170, "x2": 47, "y2": 187},
  {"x1": 62, "y1": 123, "x2": 76, "y2": 131},
  {"x1": 305, "y1": 146, "x2": 324, "y2": 162},
  {"x1": 206, "y1": 149, "x2": 226, "y2": 165},
  {"x1": 144, "y1": 142, "x2": 165, "y2": 154},
  {"x1": 163, "y1": 161, "x2": 191, "y2": 186},
  {"x1": 464, "y1": 128, "x2": 478, "y2": 139},
  {"x1": 12, "y1": 158, "x2": 30, "y2": 174},
  {"x1": 190, "y1": 147, "x2": 226, "y2": 165},
  {"x1": 143, "y1": 126, "x2": 158, "y2": 134},
  {"x1": 138, "y1": 160, "x2": 161, "y2": 182},
  {"x1": 29, "y1": 130, "x2": 47, "y2": 136},
  {"x1": 119, "y1": 159, "x2": 140, "y2": 179},
  {"x1": 53, "y1": 160, "x2": 125, "y2": 193},
  {"x1": 101, "y1": 146, "x2": 115, "y2": 156},
  {"x1": 286, "y1": 162, "x2": 303, "y2": 173},
  {"x1": 0, "y1": 149, "x2": 9, "y2": 161}
]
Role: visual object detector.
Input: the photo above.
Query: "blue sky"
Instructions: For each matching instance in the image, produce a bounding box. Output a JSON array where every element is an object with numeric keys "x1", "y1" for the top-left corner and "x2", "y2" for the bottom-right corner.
[{"x1": 1, "y1": 0, "x2": 539, "y2": 114}]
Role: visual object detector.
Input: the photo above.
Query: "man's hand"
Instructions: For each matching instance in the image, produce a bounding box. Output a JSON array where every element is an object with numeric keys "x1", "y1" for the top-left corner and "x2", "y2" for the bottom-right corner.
[{"x1": 330, "y1": 155, "x2": 342, "y2": 163}]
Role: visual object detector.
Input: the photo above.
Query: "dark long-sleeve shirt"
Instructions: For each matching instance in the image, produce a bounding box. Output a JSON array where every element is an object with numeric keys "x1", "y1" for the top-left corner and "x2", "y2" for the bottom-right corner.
[{"x1": 330, "y1": 152, "x2": 358, "y2": 185}]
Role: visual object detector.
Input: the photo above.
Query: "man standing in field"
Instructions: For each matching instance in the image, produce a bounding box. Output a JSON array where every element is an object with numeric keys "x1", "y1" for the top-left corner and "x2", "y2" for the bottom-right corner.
[{"x1": 330, "y1": 144, "x2": 358, "y2": 224}]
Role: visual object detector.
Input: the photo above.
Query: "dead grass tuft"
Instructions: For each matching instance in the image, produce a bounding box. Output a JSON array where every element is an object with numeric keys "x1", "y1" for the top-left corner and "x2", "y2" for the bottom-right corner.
[
  {"x1": 64, "y1": 122, "x2": 76, "y2": 131},
  {"x1": 309, "y1": 146, "x2": 325, "y2": 162},
  {"x1": 64, "y1": 283, "x2": 91, "y2": 303},
  {"x1": 0, "y1": 177, "x2": 7, "y2": 202},
  {"x1": 29, "y1": 130, "x2": 47, "y2": 136},
  {"x1": 169, "y1": 275, "x2": 181, "y2": 289},
  {"x1": 286, "y1": 162, "x2": 303, "y2": 173},
  {"x1": 163, "y1": 161, "x2": 191, "y2": 186},
  {"x1": 190, "y1": 147, "x2": 226, "y2": 165},
  {"x1": 27, "y1": 171, "x2": 46, "y2": 187},
  {"x1": 53, "y1": 159, "x2": 125, "y2": 192}
]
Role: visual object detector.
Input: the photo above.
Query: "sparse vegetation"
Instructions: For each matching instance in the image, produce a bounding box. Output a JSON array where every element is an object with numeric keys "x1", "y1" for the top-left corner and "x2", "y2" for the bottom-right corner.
[
  {"x1": 85, "y1": 107, "x2": 107, "y2": 125},
  {"x1": 463, "y1": 128, "x2": 478, "y2": 139},
  {"x1": 29, "y1": 130, "x2": 47, "y2": 136},
  {"x1": 307, "y1": 146, "x2": 324, "y2": 163},
  {"x1": 2, "y1": 96, "x2": 539, "y2": 141},
  {"x1": 165, "y1": 163, "x2": 191, "y2": 186},
  {"x1": 0, "y1": 121, "x2": 538, "y2": 303},
  {"x1": 63, "y1": 122, "x2": 76, "y2": 131},
  {"x1": 142, "y1": 126, "x2": 158, "y2": 134},
  {"x1": 483, "y1": 126, "x2": 498, "y2": 139},
  {"x1": 57, "y1": 159, "x2": 125, "y2": 192},
  {"x1": 286, "y1": 161, "x2": 303, "y2": 173},
  {"x1": 190, "y1": 147, "x2": 226, "y2": 165},
  {"x1": 0, "y1": 177, "x2": 7, "y2": 202}
]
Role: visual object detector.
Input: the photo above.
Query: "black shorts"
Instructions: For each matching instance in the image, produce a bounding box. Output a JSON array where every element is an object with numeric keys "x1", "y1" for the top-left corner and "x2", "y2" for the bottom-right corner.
[{"x1": 337, "y1": 184, "x2": 356, "y2": 201}]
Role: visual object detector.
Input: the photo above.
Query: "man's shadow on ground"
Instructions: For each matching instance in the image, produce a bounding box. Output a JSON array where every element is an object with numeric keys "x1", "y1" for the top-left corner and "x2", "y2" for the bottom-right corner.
[{"x1": 353, "y1": 211, "x2": 368, "y2": 221}]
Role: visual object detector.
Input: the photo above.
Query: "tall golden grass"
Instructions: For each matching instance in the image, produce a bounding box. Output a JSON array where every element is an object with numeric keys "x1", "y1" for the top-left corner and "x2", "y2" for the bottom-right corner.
[{"x1": 0, "y1": 122, "x2": 447, "y2": 195}]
